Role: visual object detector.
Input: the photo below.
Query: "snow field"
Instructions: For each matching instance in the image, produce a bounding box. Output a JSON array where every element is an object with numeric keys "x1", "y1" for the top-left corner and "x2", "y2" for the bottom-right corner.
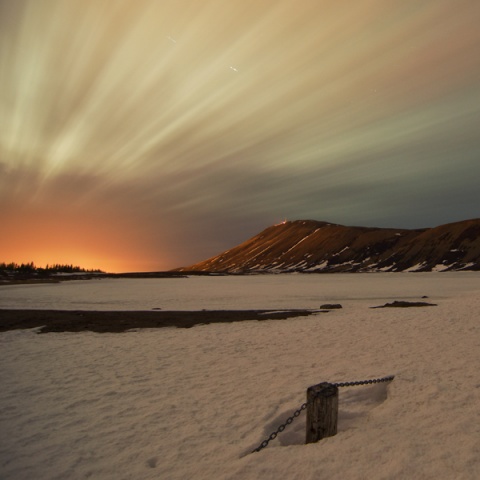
[{"x1": 1, "y1": 275, "x2": 479, "y2": 479}]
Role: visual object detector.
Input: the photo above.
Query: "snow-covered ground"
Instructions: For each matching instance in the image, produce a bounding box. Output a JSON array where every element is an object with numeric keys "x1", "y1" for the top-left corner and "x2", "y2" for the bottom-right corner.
[
  {"x1": 2, "y1": 272, "x2": 479, "y2": 311},
  {"x1": 1, "y1": 273, "x2": 479, "y2": 479}
]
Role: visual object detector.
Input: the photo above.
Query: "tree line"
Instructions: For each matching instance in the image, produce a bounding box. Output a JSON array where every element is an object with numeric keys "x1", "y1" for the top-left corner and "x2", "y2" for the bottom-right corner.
[{"x1": 0, "y1": 262, "x2": 103, "y2": 273}]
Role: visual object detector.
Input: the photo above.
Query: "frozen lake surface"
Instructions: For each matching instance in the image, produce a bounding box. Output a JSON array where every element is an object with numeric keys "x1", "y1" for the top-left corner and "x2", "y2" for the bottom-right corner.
[{"x1": 1, "y1": 272, "x2": 479, "y2": 311}]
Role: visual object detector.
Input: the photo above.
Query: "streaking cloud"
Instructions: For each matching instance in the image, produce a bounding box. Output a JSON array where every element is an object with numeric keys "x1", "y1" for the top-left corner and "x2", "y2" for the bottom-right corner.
[{"x1": 1, "y1": 0, "x2": 479, "y2": 271}]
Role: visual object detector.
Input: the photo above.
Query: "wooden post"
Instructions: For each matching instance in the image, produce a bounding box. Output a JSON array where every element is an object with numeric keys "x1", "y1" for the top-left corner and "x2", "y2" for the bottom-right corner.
[{"x1": 306, "y1": 382, "x2": 338, "y2": 444}]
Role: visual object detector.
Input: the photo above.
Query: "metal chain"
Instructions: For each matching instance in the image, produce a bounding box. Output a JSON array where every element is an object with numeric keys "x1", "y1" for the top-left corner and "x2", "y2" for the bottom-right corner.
[
  {"x1": 251, "y1": 402, "x2": 308, "y2": 453},
  {"x1": 332, "y1": 375, "x2": 395, "y2": 388},
  {"x1": 251, "y1": 375, "x2": 394, "y2": 453}
]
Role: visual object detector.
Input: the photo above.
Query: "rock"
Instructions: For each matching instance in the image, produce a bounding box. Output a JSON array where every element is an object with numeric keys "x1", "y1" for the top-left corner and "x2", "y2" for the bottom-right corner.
[
  {"x1": 320, "y1": 303, "x2": 342, "y2": 309},
  {"x1": 371, "y1": 300, "x2": 437, "y2": 309}
]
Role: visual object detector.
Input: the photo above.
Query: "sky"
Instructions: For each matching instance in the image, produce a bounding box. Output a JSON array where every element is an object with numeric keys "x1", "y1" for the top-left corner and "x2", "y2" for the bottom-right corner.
[{"x1": 1, "y1": 0, "x2": 480, "y2": 272}]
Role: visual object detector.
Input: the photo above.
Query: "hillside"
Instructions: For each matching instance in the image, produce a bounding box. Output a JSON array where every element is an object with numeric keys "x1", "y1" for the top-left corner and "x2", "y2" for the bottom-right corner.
[{"x1": 178, "y1": 218, "x2": 480, "y2": 273}]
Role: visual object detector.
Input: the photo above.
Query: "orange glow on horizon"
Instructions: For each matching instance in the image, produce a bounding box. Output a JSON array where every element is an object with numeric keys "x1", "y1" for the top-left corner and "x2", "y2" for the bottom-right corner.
[{"x1": 0, "y1": 207, "x2": 170, "y2": 273}]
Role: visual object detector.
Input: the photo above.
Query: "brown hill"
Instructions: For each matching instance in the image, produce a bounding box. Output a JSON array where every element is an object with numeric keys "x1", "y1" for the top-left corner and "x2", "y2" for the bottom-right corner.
[{"x1": 178, "y1": 218, "x2": 480, "y2": 273}]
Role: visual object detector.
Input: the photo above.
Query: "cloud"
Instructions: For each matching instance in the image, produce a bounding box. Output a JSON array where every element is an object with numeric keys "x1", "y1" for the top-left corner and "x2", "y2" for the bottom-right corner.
[{"x1": 1, "y1": 0, "x2": 480, "y2": 269}]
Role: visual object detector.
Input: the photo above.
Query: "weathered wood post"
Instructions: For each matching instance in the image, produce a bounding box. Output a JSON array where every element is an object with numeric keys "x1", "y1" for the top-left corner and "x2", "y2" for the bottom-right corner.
[{"x1": 306, "y1": 382, "x2": 338, "y2": 444}]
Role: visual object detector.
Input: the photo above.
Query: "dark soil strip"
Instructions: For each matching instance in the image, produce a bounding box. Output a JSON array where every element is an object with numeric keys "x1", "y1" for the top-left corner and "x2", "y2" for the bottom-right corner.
[
  {"x1": 371, "y1": 300, "x2": 437, "y2": 309},
  {"x1": 0, "y1": 309, "x2": 323, "y2": 334}
]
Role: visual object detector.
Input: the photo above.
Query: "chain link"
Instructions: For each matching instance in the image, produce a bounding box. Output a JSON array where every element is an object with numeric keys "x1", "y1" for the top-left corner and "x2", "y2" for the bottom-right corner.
[
  {"x1": 251, "y1": 375, "x2": 394, "y2": 453},
  {"x1": 332, "y1": 375, "x2": 395, "y2": 388},
  {"x1": 251, "y1": 402, "x2": 308, "y2": 453}
]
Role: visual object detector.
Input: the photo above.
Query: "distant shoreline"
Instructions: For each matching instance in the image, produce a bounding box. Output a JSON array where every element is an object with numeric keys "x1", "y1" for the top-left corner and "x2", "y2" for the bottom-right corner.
[
  {"x1": 2, "y1": 269, "x2": 478, "y2": 287},
  {"x1": 0, "y1": 308, "x2": 322, "y2": 333},
  {"x1": 0, "y1": 271, "x2": 190, "y2": 285}
]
